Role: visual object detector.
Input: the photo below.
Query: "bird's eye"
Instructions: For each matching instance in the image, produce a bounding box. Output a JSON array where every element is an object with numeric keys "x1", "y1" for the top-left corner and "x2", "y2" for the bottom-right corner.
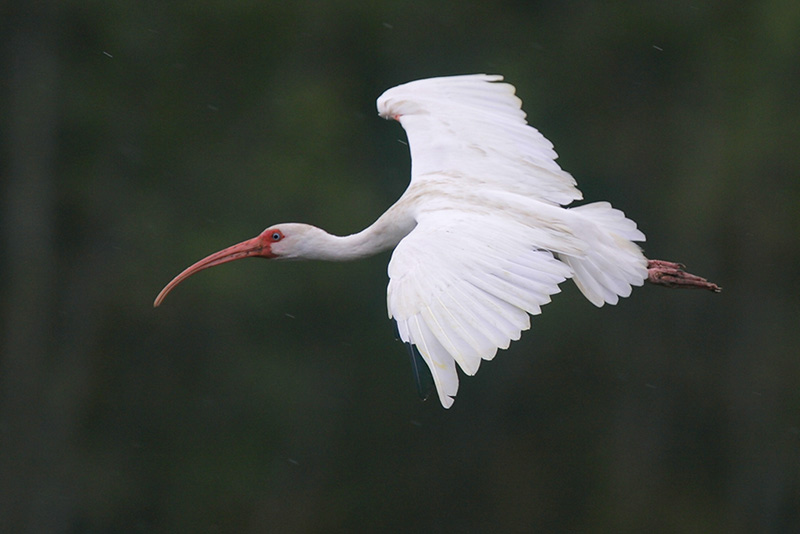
[{"x1": 271, "y1": 231, "x2": 283, "y2": 241}]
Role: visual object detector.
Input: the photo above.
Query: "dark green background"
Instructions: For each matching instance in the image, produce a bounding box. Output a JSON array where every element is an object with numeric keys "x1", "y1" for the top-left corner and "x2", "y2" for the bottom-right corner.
[{"x1": 2, "y1": 1, "x2": 799, "y2": 532}]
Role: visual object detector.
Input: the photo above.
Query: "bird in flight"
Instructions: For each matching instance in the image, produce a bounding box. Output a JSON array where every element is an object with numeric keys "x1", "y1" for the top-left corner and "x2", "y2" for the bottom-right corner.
[{"x1": 155, "y1": 74, "x2": 719, "y2": 408}]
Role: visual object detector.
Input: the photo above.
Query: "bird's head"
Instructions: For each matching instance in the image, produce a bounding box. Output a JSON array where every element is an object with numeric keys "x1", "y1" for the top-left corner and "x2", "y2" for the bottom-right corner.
[{"x1": 154, "y1": 223, "x2": 323, "y2": 307}]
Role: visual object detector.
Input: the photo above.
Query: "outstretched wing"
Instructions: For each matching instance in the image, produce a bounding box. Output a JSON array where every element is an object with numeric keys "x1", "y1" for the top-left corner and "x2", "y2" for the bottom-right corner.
[
  {"x1": 378, "y1": 75, "x2": 648, "y2": 407},
  {"x1": 387, "y1": 210, "x2": 573, "y2": 408},
  {"x1": 377, "y1": 74, "x2": 582, "y2": 206}
]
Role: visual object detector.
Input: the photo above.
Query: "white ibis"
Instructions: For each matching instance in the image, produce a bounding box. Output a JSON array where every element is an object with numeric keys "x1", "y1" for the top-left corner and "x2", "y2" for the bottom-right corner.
[{"x1": 155, "y1": 74, "x2": 719, "y2": 408}]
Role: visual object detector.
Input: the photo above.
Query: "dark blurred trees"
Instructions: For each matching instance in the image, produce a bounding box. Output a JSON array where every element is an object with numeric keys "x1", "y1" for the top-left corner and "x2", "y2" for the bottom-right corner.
[{"x1": 1, "y1": 1, "x2": 799, "y2": 532}]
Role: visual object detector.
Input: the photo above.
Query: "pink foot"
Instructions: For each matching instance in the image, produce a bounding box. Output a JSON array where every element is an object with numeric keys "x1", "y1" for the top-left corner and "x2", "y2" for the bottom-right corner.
[{"x1": 646, "y1": 259, "x2": 721, "y2": 292}]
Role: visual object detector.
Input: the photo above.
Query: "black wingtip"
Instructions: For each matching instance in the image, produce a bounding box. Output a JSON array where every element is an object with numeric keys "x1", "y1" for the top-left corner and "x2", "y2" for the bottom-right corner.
[{"x1": 406, "y1": 342, "x2": 434, "y2": 401}]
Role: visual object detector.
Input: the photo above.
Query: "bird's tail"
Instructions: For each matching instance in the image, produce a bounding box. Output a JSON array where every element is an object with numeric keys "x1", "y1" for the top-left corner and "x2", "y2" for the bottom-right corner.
[{"x1": 559, "y1": 202, "x2": 648, "y2": 307}]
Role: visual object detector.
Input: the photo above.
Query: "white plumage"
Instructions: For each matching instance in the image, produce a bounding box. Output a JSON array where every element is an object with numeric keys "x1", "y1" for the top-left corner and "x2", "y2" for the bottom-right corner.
[
  {"x1": 377, "y1": 75, "x2": 647, "y2": 407},
  {"x1": 155, "y1": 74, "x2": 649, "y2": 408}
]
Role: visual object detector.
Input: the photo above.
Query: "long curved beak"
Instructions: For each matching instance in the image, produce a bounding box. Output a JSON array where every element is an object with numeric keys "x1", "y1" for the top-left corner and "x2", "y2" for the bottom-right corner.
[{"x1": 154, "y1": 234, "x2": 271, "y2": 307}]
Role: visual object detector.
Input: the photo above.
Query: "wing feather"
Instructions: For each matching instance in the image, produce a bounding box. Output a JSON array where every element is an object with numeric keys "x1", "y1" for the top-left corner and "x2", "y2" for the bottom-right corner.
[
  {"x1": 388, "y1": 212, "x2": 573, "y2": 406},
  {"x1": 427, "y1": 287, "x2": 496, "y2": 360},
  {"x1": 410, "y1": 268, "x2": 489, "y2": 374},
  {"x1": 407, "y1": 315, "x2": 458, "y2": 408},
  {"x1": 377, "y1": 74, "x2": 582, "y2": 206}
]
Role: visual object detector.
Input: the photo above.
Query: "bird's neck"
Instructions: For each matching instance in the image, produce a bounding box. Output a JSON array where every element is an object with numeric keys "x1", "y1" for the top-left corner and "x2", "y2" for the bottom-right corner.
[{"x1": 303, "y1": 208, "x2": 416, "y2": 262}]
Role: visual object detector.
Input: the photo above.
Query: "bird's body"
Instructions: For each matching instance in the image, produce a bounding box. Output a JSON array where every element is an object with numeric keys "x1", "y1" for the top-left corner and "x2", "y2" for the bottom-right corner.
[{"x1": 156, "y1": 74, "x2": 718, "y2": 408}]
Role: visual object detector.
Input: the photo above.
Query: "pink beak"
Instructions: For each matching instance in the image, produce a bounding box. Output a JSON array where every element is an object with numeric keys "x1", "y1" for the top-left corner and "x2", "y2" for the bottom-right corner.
[{"x1": 154, "y1": 233, "x2": 274, "y2": 307}]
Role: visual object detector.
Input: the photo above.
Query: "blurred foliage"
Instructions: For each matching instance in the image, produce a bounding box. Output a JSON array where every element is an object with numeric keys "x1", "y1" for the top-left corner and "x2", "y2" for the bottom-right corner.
[{"x1": 2, "y1": 1, "x2": 800, "y2": 532}]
